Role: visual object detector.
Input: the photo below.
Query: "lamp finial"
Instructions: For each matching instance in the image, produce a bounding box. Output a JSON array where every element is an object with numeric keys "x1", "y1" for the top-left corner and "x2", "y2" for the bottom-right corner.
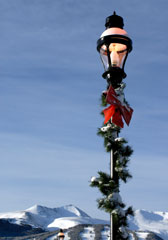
[{"x1": 105, "y1": 12, "x2": 124, "y2": 29}]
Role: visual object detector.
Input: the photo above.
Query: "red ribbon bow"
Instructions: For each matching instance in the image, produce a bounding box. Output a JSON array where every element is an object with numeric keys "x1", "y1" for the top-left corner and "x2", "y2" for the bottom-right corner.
[{"x1": 103, "y1": 85, "x2": 133, "y2": 128}]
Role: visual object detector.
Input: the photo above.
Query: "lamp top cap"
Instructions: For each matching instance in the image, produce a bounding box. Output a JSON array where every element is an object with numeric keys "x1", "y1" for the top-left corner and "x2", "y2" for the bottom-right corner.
[{"x1": 105, "y1": 11, "x2": 124, "y2": 29}]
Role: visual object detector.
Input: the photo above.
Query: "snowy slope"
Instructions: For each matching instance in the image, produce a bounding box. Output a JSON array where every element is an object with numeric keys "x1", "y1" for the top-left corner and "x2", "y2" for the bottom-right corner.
[
  {"x1": 129, "y1": 209, "x2": 168, "y2": 240},
  {"x1": 0, "y1": 204, "x2": 108, "y2": 230},
  {"x1": 47, "y1": 216, "x2": 107, "y2": 230}
]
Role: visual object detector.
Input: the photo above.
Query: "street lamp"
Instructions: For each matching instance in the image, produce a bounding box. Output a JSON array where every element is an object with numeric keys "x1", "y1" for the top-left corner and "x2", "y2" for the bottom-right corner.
[
  {"x1": 97, "y1": 12, "x2": 133, "y2": 240},
  {"x1": 57, "y1": 229, "x2": 65, "y2": 240},
  {"x1": 97, "y1": 11, "x2": 132, "y2": 88}
]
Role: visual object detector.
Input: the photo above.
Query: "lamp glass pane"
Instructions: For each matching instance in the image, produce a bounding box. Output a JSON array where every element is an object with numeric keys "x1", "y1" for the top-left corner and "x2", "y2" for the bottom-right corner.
[
  {"x1": 100, "y1": 43, "x2": 127, "y2": 70},
  {"x1": 100, "y1": 45, "x2": 109, "y2": 71}
]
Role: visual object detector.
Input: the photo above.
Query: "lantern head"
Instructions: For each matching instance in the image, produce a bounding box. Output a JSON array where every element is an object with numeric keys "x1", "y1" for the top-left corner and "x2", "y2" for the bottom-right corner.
[{"x1": 97, "y1": 12, "x2": 132, "y2": 88}]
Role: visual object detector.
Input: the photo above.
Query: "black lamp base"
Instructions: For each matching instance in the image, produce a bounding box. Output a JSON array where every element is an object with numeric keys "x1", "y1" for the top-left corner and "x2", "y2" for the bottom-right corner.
[{"x1": 102, "y1": 68, "x2": 126, "y2": 89}]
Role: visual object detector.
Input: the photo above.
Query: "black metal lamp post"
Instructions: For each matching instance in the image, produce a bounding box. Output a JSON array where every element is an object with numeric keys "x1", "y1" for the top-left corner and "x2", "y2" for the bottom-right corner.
[
  {"x1": 97, "y1": 12, "x2": 133, "y2": 240},
  {"x1": 97, "y1": 11, "x2": 132, "y2": 89},
  {"x1": 57, "y1": 229, "x2": 65, "y2": 240}
]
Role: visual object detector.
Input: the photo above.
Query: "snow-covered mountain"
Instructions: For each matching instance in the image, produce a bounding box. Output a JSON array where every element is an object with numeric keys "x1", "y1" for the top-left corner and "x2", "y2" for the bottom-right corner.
[
  {"x1": 0, "y1": 205, "x2": 167, "y2": 239},
  {"x1": 0, "y1": 204, "x2": 108, "y2": 230},
  {"x1": 129, "y1": 209, "x2": 168, "y2": 240}
]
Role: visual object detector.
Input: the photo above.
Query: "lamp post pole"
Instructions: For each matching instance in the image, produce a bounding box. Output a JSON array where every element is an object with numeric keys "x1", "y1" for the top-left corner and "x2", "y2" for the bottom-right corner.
[{"x1": 97, "y1": 12, "x2": 133, "y2": 240}]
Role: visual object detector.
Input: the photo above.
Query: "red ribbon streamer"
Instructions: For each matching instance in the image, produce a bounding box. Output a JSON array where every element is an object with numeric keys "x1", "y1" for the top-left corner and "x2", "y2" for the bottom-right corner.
[{"x1": 103, "y1": 85, "x2": 133, "y2": 128}]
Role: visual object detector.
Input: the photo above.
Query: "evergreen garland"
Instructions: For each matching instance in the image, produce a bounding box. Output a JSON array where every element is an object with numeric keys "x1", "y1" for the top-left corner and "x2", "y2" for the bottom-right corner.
[{"x1": 90, "y1": 86, "x2": 134, "y2": 240}]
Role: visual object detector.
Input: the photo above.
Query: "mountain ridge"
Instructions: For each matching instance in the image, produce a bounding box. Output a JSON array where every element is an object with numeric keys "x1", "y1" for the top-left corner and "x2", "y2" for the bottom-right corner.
[{"x1": 0, "y1": 204, "x2": 108, "y2": 230}]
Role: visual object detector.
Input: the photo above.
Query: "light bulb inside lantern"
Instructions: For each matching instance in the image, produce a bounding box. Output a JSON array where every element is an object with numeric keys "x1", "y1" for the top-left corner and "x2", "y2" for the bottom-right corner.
[
  {"x1": 109, "y1": 43, "x2": 127, "y2": 68},
  {"x1": 110, "y1": 50, "x2": 119, "y2": 67}
]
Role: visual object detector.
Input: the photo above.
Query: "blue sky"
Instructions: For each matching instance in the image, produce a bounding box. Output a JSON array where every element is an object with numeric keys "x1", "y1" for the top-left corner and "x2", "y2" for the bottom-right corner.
[{"x1": 0, "y1": 0, "x2": 168, "y2": 220}]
